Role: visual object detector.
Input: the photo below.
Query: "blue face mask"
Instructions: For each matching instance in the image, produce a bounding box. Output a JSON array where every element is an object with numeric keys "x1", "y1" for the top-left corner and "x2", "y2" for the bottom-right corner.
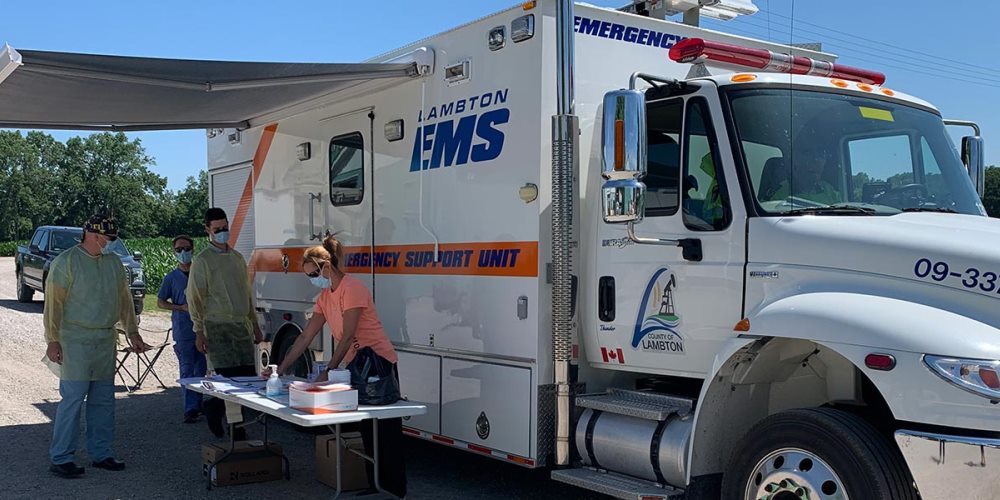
[
  {"x1": 175, "y1": 250, "x2": 193, "y2": 264},
  {"x1": 100, "y1": 242, "x2": 115, "y2": 255},
  {"x1": 212, "y1": 230, "x2": 230, "y2": 245},
  {"x1": 310, "y1": 276, "x2": 331, "y2": 289}
]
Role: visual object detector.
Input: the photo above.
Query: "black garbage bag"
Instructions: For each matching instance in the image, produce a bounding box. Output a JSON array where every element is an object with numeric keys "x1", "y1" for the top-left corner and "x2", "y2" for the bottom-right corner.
[{"x1": 347, "y1": 347, "x2": 400, "y2": 405}]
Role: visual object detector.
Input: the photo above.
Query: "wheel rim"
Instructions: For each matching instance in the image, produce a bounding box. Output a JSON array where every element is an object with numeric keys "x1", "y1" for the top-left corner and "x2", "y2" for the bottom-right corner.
[{"x1": 744, "y1": 447, "x2": 848, "y2": 500}]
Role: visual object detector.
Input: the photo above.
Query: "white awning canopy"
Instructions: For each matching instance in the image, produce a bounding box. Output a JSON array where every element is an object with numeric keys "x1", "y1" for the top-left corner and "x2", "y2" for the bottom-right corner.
[{"x1": 0, "y1": 44, "x2": 433, "y2": 131}]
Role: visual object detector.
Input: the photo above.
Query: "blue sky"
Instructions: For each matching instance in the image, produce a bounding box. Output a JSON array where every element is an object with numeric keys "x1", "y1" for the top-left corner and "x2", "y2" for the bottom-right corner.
[{"x1": 4, "y1": 0, "x2": 997, "y2": 191}]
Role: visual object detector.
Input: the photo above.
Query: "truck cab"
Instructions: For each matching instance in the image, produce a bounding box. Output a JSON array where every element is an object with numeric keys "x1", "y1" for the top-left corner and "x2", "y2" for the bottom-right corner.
[{"x1": 568, "y1": 34, "x2": 995, "y2": 498}]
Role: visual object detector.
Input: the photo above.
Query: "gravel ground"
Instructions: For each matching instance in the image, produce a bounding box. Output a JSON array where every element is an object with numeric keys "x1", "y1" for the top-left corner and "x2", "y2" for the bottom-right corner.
[
  {"x1": 0, "y1": 257, "x2": 604, "y2": 500},
  {"x1": 6, "y1": 255, "x2": 991, "y2": 500}
]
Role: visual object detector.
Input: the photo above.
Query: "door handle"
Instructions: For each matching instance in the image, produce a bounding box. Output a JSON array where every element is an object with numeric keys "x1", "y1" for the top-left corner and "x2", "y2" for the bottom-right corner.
[
  {"x1": 309, "y1": 192, "x2": 322, "y2": 241},
  {"x1": 598, "y1": 276, "x2": 615, "y2": 322}
]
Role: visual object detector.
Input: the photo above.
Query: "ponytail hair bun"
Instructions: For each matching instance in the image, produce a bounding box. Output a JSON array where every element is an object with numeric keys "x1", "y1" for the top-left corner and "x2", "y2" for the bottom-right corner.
[
  {"x1": 302, "y1": 234, "x2": 344, "y2": 271},
  {"x1": 321, "y1": 234, "x2": 344, "y2": 270}
]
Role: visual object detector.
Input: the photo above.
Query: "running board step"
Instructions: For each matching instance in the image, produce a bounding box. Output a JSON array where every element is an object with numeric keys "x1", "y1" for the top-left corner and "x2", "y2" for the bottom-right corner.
[
  {"x1": 552, "y1": 467, "x2": 685, "y2": 500},
  {"x1": 576, "y1": 388, "x2": 693, "y2": 421}
]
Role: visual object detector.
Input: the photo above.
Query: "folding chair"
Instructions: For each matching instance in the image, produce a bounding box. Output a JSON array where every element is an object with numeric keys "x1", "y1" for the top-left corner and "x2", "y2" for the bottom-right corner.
[{"x1": 116, "y1": 328, "x2": 172, "y2": 393}]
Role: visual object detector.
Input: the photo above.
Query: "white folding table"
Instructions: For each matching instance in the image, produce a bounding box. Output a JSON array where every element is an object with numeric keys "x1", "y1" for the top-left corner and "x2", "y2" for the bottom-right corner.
[{"x1": 182, "y1": 377, "x2": 426, "y2": 498}]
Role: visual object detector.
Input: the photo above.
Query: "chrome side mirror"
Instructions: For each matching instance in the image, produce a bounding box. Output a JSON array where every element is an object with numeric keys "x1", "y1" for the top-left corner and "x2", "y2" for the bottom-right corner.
[
  {"x1": 602, "y1": 178, "x2": 645, "y2": 223},
  {"x1": 962, "y1": 135, "x2": 985, "y2": 197},
  {"x1": 601, "y1": 89, "x2": 646, "y2": 224}
]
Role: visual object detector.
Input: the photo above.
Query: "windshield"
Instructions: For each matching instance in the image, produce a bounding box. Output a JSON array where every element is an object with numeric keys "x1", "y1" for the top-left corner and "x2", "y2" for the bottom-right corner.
[
  {"x1": 727, "y1": 88, "x2": 983, "y2": 216},
  {"x1": 50, "y1": 230, "x2": 82, "y2": 252},
  {"x1": 105, "y1": 239, "x2": 131, "y2": 258}
]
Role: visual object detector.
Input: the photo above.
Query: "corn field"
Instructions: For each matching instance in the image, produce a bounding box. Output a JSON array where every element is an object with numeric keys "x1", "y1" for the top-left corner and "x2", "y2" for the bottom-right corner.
[
  {"x1": 0, "y1": 237, "x2": 207, "y2": 293},
  {"x1": 125, "y1": 237, "x2": 209, "y2": 293}
]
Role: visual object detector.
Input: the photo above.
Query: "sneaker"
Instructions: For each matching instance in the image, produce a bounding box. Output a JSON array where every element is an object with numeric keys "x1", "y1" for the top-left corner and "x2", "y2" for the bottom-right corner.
[
  {"x1": 91, "y1": 457, "x2": 126, "y2": 471},
  {"x1": 183, "y1": 410, "x2": 200, "y2": 424},
  {"x1": 49, "y1": 462, "x2": 84, "y2": 478}
]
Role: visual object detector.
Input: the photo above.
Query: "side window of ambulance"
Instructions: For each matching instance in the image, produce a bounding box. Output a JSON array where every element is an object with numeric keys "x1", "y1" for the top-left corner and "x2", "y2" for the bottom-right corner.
[
  {"x1": 330, "y1": 132, "x2": 364, "y2": 206},
  {"x1": 682, "y1": 98, "x2": 729, "y2": 230},
  {"x1": 644, "y1": 99, "x2": 683, "y2": 216}
]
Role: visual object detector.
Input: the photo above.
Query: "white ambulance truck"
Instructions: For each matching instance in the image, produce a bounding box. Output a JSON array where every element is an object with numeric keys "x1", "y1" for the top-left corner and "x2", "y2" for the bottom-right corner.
[
  {"x1": 199, "y1": 3, "x2": 997, "y2": 497},
  {"x1": 5, "y1": 0, "x2": 991, "y2": 498}
]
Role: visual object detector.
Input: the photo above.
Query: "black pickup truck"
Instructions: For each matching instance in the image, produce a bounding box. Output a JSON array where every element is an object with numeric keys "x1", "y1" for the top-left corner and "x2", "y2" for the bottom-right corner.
[{"x1": 15, "y1": 226, "x2": 146, "y2": 316}]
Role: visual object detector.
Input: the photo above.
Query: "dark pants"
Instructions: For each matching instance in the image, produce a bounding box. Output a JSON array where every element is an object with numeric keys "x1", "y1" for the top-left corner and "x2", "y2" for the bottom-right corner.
[
  {"x1": 174, "y1": 341, "x2": 207, "y2": 414},
  {"x1": 203, "y1": 365, "x2": 256, "y2": 434},
  {"x1": 358, "y1": 364, "x2": 406, "y2": 497}
]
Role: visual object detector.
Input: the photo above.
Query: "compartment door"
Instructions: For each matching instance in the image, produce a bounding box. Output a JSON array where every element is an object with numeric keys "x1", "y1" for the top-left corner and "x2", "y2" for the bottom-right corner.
[
  {"x1": 397, "y1": 350, "x2": 441, "y2": 434},
  {"x1": 441, "y1": 358, "x2": 532, "y2": 457}
]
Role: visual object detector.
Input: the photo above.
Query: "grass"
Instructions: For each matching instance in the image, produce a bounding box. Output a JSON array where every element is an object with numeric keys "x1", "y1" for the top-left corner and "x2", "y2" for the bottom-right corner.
[{"x1": 143, "y1": 294, "x2": 166, "y2": 316}]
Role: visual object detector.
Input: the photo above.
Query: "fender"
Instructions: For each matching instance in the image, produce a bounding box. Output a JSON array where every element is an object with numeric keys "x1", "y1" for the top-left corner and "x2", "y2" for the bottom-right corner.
[
  {"x1": 746, "y1": 291, "x2": 1000, "y2": 359},
  {"x1": 686, "y1": 291, "x2": 1000, "y2": 482}
]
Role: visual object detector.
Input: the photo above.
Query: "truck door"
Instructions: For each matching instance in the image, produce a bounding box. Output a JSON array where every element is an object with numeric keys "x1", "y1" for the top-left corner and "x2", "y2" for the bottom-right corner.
[
  {"x1": 25, "y1": 229, "x2": 47, "y2": 286},
  {"x1": 321, "y1": 109, "x2": 375, "y2": 290},
  {"x1": 594, "y1": 87, "x2": 747, "y2": 377}
]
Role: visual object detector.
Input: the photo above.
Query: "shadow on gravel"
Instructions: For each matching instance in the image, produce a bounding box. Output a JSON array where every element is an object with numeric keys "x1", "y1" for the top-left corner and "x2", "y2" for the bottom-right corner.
[
  {"x1": 3, "y1": 386, "x2": 606, "y2": 500},
  {"x1": 0, "y1": 299, "x2": 43, "y2": 314}
]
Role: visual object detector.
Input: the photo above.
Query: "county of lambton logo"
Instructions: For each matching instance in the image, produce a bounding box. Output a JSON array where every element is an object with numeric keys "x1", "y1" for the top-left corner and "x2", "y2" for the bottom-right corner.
[{"x1": 631, "y1": 268, "x2": 685, "y2": 354}]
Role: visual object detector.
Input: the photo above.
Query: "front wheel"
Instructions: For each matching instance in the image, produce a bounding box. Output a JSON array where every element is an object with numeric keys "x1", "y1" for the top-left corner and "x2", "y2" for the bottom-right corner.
[
  {"x1": 274, "y1": 331, "x2": 312, "y2": 378},
  {"x1": 16, "y1": 271, "x2": 34, "y2": 303},
  {"x1": 723, "y1": 408, "x2": 918, "y2": 500}
]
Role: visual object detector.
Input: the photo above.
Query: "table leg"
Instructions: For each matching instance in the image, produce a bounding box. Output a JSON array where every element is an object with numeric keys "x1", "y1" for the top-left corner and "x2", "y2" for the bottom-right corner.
[
  {"x1": 205, "y1": 421, "x2": 237, "y2": 490},
  {"x1": 333, "y1": 423, "x2": 343, "y2": 500}
]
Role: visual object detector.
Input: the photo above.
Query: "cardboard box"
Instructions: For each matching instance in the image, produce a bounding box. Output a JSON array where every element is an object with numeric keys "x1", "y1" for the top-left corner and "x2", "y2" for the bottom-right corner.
[
  {"x1": 316, "y1": 433, "x2": 368, "y2": 491},
  {"x1": 290, "y1": 383, "x2": 358, "y2": 414},
  {"x1": 201, "y1": 440, "x2": 284, "y2": 487}
]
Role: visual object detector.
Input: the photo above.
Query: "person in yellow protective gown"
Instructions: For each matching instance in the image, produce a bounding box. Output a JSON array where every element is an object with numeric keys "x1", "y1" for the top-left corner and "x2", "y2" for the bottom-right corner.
[
  {"x1": 772, "y1": 146, "x2": 841, "y2": 205},
  {"x1": 186, "y1": 207, "x2": 262, "y2": 438},
  {"x1": 45, "y1": 214, "x2": 148, "y2": 478}
]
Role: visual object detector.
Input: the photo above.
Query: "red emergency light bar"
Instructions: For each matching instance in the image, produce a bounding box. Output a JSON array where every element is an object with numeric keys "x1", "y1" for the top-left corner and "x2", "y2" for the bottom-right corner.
[{"x1": 669, "y1": 38, "x2": 886, "y2": 86}]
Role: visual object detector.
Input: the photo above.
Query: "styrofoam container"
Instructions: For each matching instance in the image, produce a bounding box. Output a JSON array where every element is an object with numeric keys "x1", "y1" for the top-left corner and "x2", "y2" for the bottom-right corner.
[{"x1": 289, "y1": 383, "x2": 358, "y2": 414}]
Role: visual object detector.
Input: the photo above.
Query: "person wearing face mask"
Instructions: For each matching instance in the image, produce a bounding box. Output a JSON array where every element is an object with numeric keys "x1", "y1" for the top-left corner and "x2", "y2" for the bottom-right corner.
[
  {"x1": 186, "y1": 208, "x2": 263, "y2": 439},
  {"x1": 262, "y1": 235, "x2": 406, "y2": 498},
  {"x1": 44, "y1": 213, "x2": 149, "y2": 478},
  {"x1": 157, "y1": 235, "x2": 206, "y2": 424}
]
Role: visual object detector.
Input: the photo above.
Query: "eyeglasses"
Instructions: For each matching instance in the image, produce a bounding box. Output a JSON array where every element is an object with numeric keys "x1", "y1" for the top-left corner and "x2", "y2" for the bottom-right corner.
[
  {"x1": 174, "y1": 247, "x2": 193, "y2": 253},
  {"x1": 305, "y1": 258, "x2": 324, "y2": 278}
]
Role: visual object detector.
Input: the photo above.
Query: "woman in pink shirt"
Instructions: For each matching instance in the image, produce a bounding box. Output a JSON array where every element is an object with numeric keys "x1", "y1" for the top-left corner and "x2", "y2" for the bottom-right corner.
[{"x1": 269, "y1": 235, "x2": 405, "y2": 497}]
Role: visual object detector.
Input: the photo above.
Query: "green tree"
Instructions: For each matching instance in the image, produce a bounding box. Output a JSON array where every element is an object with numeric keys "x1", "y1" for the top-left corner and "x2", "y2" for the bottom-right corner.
[
  {"x1": 985, "y1": 166, "x2": 1000, "y2": 217},
  {"x1": 55, "y1": 132, "x2": 170, "y2": 237},
  {"x1": 0, "y1": 131, "x2": 65, "y2": 240},
  {"x1": 166, "y1": 171, "x2": 209, "y2": 237}
]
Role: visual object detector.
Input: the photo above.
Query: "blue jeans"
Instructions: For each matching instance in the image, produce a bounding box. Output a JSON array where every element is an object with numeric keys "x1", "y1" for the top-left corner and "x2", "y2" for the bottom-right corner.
[
  {"x1": 174, "y1": 341, "x2": 207, "y2": 414},
  {"x1": 50, "y1": 379, "x2": 114, "y2": 464}
]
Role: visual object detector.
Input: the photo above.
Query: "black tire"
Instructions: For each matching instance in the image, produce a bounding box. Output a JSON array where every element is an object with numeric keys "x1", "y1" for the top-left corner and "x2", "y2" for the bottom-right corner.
[
  {"x1": 275, "y1": 331, "x2": 312, "y2": 378},
  {"x1": 16, "y1": 271, "x2": 34, "y2": 303},
  {"x1": 722, "y1": 407, "x2": 918, "y2": 500}
]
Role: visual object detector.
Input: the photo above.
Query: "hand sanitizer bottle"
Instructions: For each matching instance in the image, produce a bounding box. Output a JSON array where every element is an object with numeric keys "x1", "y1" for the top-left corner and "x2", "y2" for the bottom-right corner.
[{"x1": 266, "y1": 365, "x2": 281, "y2": 397}]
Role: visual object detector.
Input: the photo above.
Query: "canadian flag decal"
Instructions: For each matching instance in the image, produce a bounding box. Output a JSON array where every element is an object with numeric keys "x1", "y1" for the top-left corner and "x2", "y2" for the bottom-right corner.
[{"x1": 601, "y1": 347, "x2": 625, "y2": 364}]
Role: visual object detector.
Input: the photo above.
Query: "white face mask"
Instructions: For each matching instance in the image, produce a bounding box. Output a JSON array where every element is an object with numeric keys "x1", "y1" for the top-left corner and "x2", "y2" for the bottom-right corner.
[
  {"x1": 175, "y1": 249, "x2": 193, "y2": 264},
  {"x1": 310, "y1": 276, "x2": 331, "y2": 289},
  {"x1": 211, "y1": 229, "x2": 230, "y2": 245}
]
